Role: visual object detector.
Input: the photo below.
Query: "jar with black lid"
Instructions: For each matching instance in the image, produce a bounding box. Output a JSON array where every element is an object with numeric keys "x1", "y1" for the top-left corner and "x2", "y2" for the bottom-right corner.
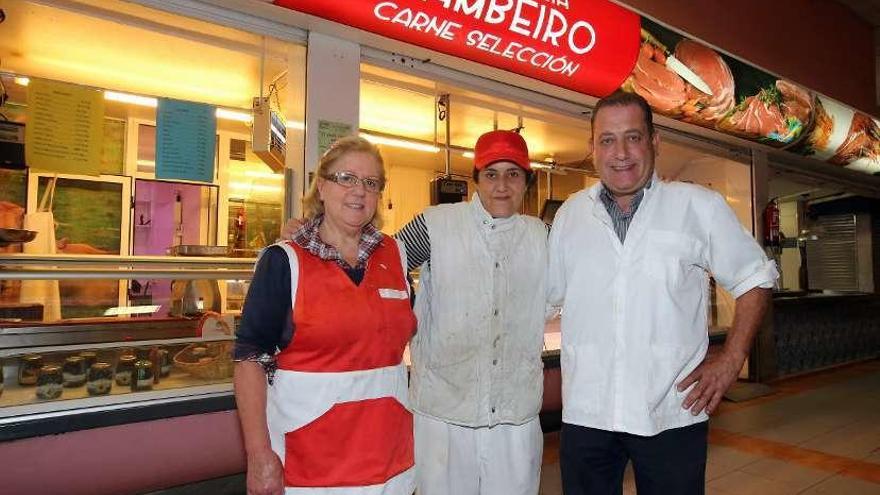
[
  {"x1": 115, "y1": 354, "x2": 137, "y2": 386},
  {"x1": 36, "y1": 365, "x2": 63, "y2": 400},
  {"x1": 132, "y1": 360, "x2": 154, "y2": 392},
  {"x1": 87, "y1": 362, "x2": 113, "y2": 396},
  {"x1": 19, "y1": 354, "x2": 43, "y2": 386},
  {"x1": 80, "y1": 351, "x2": 98, "y2": 370},
  {"x1": 63, "y1": 355, "x2": 87, "y2": 387}
]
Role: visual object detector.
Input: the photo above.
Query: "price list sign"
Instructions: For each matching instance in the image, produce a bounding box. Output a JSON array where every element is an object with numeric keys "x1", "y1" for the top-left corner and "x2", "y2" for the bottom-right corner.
[
  {"x1": 25, "y1": 79, "x2": 104, "y2": 176},
  {"x1": 155, "y1": 98, "x2": 217, "y2": 183}
]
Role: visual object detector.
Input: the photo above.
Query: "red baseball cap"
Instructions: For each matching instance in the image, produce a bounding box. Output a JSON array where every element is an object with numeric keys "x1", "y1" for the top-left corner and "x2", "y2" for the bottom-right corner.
[{"x1": 474, "y1": 130, "x2": 531, "y2": 171}]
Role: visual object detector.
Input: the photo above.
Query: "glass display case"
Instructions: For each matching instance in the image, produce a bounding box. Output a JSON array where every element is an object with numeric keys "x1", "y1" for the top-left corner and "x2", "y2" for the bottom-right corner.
[{"x1": 0, "y1": 253, "x2": 253, "y2": 421}]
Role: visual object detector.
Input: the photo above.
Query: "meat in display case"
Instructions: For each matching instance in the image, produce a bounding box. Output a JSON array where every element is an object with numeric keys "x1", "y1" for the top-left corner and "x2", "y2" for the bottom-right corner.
[{"x1": 0, "y1": 253, "x2": 253, "y2": 418}]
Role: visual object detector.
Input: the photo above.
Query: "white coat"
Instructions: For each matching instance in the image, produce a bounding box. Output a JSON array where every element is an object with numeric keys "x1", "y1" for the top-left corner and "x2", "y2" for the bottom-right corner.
[{"x1": 548, "y1": 178, "x2": 778, "y2": 436}]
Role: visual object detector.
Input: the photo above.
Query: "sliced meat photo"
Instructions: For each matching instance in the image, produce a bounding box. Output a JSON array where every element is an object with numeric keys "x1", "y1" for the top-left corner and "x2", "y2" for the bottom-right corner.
[
  {"x1": 628, "y1": 42, "x2": 688, "y2": 115},
  {"x1": 674, "y1": 40, "x2": 735, "y2": 126},
  {"x1": 718, "y1": 90, "x2": 787, "y2": 139},
  {"x1": 798, "y1": 97, "x2": 833, "y2": 155},
  {"x1": 829, "y1": 112, "x2": 880, "y2": 166},
  {"x1": 777, "y1": 80, "x2": 813, "y2": 126}
]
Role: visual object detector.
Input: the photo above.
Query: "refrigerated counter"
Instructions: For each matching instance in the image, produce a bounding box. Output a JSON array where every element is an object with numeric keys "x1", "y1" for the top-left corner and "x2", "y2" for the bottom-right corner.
[
  {"x1": 0, "y1": 254, "x2": 253, "y2": 494},
  {"x1": 772, "y1": 292, "x2": 880, "y2": 377}
]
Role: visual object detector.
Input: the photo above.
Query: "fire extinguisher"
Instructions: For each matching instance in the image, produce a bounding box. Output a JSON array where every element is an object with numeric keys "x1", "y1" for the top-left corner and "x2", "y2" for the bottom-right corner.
[{"x1": 763, "y1": 198, "x2": 780, "y2": 248}]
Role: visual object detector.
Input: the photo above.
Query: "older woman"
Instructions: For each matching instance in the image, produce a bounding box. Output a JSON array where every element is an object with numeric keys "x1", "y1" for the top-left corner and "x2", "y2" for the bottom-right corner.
[{"x1": 234, "y1": 136, "x2": 416, "y2": 495}]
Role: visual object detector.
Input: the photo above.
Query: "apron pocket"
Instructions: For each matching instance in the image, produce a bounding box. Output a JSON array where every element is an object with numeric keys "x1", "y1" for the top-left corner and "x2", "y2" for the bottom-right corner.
[{"x1": 283, "y1": 396, "x2": 414, "y2": 487}]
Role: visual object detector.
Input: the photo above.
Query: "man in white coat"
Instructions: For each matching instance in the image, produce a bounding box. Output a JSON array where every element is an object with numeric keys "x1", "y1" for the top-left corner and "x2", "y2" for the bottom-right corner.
[{"x1": 548, "y1": 91, "x2": 777, "y2": 494}]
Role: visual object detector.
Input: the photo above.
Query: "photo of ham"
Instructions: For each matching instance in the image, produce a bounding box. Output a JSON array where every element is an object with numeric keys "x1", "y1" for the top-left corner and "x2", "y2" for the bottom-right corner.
[
  {"x1": 829, "y1": 112, "x2": 880, "y2": 172},
  {"x1": 625, "y1": 36, "x2": 734, "y2": 125},
  {"x1": 792, "y1": 96, "x2": 880, "y2": 173},
  {"x1": 718, "y1": 79, "x2": 814, "y2": 147},
  {"x1": 674, "y1": 40, "x2": 736, "y2": 127},
  {"x1": 624, "y1": 23, "x2": 817, "y2": 150}
]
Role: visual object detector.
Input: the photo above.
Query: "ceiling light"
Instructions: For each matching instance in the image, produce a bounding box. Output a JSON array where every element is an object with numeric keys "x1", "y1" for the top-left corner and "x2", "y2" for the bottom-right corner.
[
  {"x1": 360, "y1": 133, "x2": 440, "y2": 153},
  {"x1": 103, "y1": 90, "x2": 255, "y2": 124},
  {"x1": 14, "y1": 77, "x2": 30, "y2": 86},
  {"x1": 216, "y1": 108, "x2": 252, "y2": 123},
  {"x1": 286, "y1": 121, "x2": 305, "y2": 130},
  {"x1": 241, "y1": 170, "x2": 283, "y2": 179},
  {"x1": 104, "y1": 91, "x2": 157, "y2": 107},
  {"x1": 462, "y1": 151, "x2": 475, "y2": 159},
  {"x1": 229, "y1": 183, "x2": 283, "y2": 193}
]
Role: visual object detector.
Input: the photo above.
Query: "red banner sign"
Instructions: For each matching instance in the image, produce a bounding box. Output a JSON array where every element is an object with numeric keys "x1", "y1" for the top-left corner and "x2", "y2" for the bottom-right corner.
[{"x1": 274, "y1": 0, "x2": 640, "y2": 98}]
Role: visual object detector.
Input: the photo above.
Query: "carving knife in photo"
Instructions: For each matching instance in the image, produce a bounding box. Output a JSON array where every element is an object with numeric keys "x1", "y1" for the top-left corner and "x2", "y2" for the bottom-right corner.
[{"x1": 640, "y1": 28, "x2": 714, "y2": 96}]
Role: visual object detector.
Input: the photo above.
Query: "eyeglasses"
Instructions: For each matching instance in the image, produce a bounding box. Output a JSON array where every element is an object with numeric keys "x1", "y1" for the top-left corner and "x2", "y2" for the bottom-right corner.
[{"x1": 323, "y1": 171, "x2": 385, "y2": 193}]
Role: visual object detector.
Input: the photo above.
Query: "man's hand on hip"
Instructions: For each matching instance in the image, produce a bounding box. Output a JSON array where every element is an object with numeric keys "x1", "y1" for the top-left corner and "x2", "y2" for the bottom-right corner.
[{"x1": 677, "y1": 349, "x2": 746, "y2": 416}]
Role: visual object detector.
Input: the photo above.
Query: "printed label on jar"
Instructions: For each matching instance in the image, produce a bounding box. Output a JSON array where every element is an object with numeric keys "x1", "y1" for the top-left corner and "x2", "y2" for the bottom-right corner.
[
  {"x1": 37, "y1": 383, "x2": 63, "y2": 400},
  {"x1": 63, "y1": 372, "x2": 86, "y2": 387},
  {"x1": 115, "y1": 371, "x2": 132, "y2": 386},
  {"x1": 87, "y1": 379, "x2": 113, "y2": 396}
]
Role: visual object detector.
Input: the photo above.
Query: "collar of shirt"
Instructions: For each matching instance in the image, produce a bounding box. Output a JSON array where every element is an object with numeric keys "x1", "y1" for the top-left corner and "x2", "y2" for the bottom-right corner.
[
  {"x1": 599, "y1": 176, "x2": 654, "y2": 219},
  {"x1": 470, "y1": 192, "x2": 518, "y2": 233},
  {"x1": 291, "y1": 214, "x2": 384, "y2": 269}
]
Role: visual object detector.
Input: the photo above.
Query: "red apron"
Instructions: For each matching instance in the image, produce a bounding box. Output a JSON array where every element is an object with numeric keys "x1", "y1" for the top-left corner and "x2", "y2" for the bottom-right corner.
[{"x1": 266, "y1": 238, "x2": 416, "y2": 494}]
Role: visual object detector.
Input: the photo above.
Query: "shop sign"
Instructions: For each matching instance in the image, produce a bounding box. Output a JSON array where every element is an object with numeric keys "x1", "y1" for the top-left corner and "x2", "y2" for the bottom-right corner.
[
  {"x1": 274, "y1": 0, "x2": 641, "y2": 97},
  {"x1": 275, "y1": 1, "x2": 880, "y2": 176}
]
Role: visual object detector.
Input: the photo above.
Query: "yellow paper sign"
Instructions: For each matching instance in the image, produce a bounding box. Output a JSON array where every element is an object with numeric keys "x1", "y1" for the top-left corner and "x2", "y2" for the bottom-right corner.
[{"x1": 25, "y1": 79, "x2": 104, "y2": 176}]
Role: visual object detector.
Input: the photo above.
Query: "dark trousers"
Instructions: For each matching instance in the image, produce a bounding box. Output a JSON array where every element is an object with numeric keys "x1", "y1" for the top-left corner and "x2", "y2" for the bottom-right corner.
[{"x1": 560, "y1": 421, "x2": 708, "y2": 495}]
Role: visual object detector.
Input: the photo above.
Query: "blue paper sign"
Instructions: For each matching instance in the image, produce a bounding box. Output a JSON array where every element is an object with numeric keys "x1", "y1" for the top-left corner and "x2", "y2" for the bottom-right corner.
[{"x1": 155, "y1": 99, "x2": 217, "y2": 183}]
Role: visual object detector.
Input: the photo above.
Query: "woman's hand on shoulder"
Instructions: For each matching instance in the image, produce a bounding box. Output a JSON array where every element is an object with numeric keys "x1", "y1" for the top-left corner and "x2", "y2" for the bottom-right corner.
[{"x1": 247, "y1": 448, "x2": 284, "y2": 495}]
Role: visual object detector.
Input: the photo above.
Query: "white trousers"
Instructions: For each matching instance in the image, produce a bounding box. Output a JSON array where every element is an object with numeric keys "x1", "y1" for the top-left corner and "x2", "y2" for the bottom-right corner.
[{"x1": 414, "y1": 413, "x2": 542, "y2": 495}]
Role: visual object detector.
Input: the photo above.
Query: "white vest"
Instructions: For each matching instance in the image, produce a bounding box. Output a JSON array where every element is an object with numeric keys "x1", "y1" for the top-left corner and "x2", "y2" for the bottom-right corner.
[{"x1": 410, "y1": 195, "x2": 547, "y2": 427}]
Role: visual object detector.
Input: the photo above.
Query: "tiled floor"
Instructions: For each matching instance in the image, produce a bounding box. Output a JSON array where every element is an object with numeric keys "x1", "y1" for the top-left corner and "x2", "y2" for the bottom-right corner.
[{"x1": 539, "y1": 360, "x2": 880, "y2": 494}]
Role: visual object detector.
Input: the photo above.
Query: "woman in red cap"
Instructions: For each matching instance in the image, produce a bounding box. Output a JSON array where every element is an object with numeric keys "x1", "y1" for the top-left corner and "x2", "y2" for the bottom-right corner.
[{"x1": 402, "y1": 129, "x2": 547, "y2": 495}]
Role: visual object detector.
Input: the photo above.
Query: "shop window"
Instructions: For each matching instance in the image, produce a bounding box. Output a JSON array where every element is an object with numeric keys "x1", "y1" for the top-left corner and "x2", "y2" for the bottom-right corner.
[
  {"x1": 227, "y1": 139, "x2": 284, "y2": 256},
  {"x1": 0, "y1": 0, "x2": 305, "y2": 420},
  {"x1": 359, "y1": 64, "x2": 592, "y2": 233}
]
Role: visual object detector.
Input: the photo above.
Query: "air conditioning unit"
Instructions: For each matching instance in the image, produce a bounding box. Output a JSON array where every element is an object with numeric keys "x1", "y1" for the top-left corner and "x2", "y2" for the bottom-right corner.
[{"x1": 252, "y1": 97, "x2": 286, "y2": 172}]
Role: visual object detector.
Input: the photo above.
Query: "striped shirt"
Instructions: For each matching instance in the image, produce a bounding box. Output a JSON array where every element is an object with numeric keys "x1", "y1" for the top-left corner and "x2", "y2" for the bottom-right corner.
[
  {"x1": 393, "y1": 210, "x2": 551, "y2": 271},
  {"x1": 394, "y1": 214, "x2": 432, "y2": 271},
  {"x1": 599, "y1": 179, "x2": 653, "y2": 243}
]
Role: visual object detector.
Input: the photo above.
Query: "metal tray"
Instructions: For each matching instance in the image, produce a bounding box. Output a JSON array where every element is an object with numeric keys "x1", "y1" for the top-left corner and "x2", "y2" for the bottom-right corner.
[
  {"x1": 168, "y1": 245, "x2": 230, "y2": 257},
  {"x1": 0, "y1": 228, "x2": 37, "y2": 245}
]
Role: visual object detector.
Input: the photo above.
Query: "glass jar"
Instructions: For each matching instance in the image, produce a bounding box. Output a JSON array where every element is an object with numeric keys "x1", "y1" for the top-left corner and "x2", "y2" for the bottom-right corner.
[
  {"x1": 80, "y1": 351, "x2": 98, "y2": 370},
  {"x1": 115, "y1": 354, "x2": 137, "y2": 386},
  {"x1": 135, "y1": 346, "x2": 155, "y2": 362},
  {"x1": 36, "y1": 365, "x2": 63, "y2": 400},
  {"x1": 62, "y1": 355, "x2": 87, "y2": 387},
  {"x1": 18, "y1": 354, "x2": 43, "y2": 386},
  {"x1": 132, "y1": 360, "x2": 154, "y2": 392},
  {"x1": 156, "y1": 348, "x2": 172, "y2": 378},
  {"x1": 87, "y1": 362, "x2": 113, "y2": 396}
]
